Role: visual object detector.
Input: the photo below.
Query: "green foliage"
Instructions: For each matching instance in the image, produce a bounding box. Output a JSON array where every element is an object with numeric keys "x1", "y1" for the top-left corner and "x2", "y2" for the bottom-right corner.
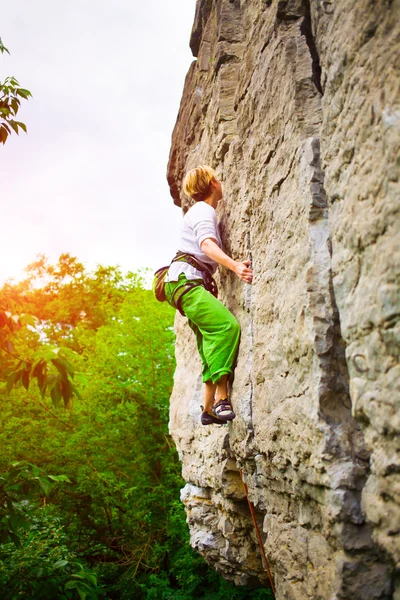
[
  {"x1": 0, "y1": 256, "x2": 271, "y2": 599},
  {"x1": 0, "y1": 38, "x2": 10, "y2": 55},
  {"x1": 0, "y1": 461, "x2": 101, "y2": 598},
  {"x1": 0, "y1": 297, "x2": 80, "y2": 408},
  {"x1": 0, "y1": 39, "x2": 31, "y2": 144},
  {"x1": 0, "y1": 508, "x2": 104, "y2": 599},
  {"x1": 0, "y1": 461, "x2": 59, "y2": 546}
]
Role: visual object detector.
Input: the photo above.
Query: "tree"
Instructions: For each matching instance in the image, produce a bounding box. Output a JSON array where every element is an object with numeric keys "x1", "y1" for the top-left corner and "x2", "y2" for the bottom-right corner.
[
  {"x1": 0, "y1": 37, "x2": 31, "y2": 144},
  {"x1": 0, "y1": 257, "x2": 273, "y2": 599},
  {"x1": 0, "y1": 256, "x2": 86, "y2": 409}
]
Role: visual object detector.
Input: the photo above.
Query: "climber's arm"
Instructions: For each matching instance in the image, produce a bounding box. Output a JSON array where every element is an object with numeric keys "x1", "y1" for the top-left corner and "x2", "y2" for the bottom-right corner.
[{"x1": 200, "y1": 238, "x2": 253, "y2": 283}]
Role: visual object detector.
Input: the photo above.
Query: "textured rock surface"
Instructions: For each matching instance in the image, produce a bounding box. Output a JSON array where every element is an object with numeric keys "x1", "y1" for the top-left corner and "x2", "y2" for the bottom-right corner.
[{"x1": 167, "y1": 1, "x2": 399, "y2": 598}]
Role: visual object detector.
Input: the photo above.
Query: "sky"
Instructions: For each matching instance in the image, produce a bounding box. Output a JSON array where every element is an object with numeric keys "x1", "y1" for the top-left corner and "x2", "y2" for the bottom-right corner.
[{"x1": 1, "y1": 0, "x2": 196, "y2": 284}]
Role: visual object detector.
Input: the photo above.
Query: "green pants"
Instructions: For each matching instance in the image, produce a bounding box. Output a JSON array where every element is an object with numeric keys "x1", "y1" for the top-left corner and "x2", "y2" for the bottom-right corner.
[{"x1": 165, "y1": 274, "x2": 241, "y2": 384}]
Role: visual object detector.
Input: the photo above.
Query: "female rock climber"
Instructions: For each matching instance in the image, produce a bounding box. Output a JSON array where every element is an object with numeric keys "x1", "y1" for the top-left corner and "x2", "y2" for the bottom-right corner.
[{"x1": 164, "y1": 165, "x2": 253, "y2": 425}]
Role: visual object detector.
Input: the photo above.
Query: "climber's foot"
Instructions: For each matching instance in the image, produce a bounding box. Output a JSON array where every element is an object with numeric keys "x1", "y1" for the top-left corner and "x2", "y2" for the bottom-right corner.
[
  {"x1": 200, "y1": 405, "x2": 227, "y2": 425},
  {"x1": 213, "y1": 398, "x2": 236, "y2": 421}
]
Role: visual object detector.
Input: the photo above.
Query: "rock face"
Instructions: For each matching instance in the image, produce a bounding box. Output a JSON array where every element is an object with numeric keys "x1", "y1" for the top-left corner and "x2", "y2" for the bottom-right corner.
[{"x1": 167, "y1": 1, "x2": 400, "y2": 598}]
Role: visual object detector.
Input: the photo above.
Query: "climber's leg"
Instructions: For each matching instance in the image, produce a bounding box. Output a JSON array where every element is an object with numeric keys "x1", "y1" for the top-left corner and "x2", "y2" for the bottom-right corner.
[
  {"x1": 165, "y1": 276, "x2": 213, "y2": 382},
  {"x1": 200, "y1": 379, "x2": 228, "y2": 425},
  {"x1": 167, "y1": 274, "x2": 240, "y2": 424},
  {"x1": 186, "y1": 319, "x2": 213, "y2": 382},
  {"x1": 204, "y1": 380, "x2": 216, "y2": 413},
  {"x1": 215, "y1": 374, "x2": 228, "y2": 403},
  {"x1": 211, "y1": 374, "x2": 235, "y2": 420},
  {"x1": 180, "y1": 285, "x2": 241, "y2": 385}
]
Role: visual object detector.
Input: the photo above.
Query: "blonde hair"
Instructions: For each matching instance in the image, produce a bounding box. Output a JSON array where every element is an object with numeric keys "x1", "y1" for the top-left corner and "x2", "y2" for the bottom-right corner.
[{"x1": 183, "y1": 165, "x2": 217, "y2": 202}]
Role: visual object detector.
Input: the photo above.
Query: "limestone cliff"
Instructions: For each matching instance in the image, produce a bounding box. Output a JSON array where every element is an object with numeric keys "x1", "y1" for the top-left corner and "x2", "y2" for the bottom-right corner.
[{"x1": 166, "y1": 1, "x2": 399, "y2": 598}]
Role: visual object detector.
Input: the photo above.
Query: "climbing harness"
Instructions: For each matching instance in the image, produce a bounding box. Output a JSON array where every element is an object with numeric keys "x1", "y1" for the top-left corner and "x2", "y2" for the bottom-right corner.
[
  {"x1": 152, "y1": 251, "x2": 218, "y2": 316},
  {"x1": 240, "y1": 470, "x2": 276, "y2": 597}
]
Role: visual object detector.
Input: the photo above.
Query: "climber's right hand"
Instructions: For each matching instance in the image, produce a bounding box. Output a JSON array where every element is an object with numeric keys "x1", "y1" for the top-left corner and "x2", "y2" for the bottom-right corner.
[{"x1": 234, "y1": 259, "x2": 253, "y2": 284}]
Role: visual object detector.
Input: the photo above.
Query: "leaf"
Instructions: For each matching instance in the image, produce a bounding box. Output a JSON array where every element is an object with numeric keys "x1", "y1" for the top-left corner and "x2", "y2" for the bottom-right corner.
[
  {"x1": 77, "y1": 588, "x2": 87, "y2": 600},
  {"x1": 34, "y1": 361, "x2": 47, "y2": 397},
  {"x1": 50, "y1": 379, "x2": 62, "y2": 407},
  {"x1": 37, "y1": 372, "x2": 47, "y2": 397},
  {"x1": 53, "y1": 559, "x2": 69, "y2": 569},
  {"x1": 5, "y1": 340, "x2": 14, "y2": 353},
  {"x1": 37, "y1": 476, "x2": 51, "y2": 496},
  {"x1": 85, "y1": 573, "x2": 97, "y2": 586},
  {"x1": 32, "y1": 359, "x2": 45, "y2": 378},
  {"x1": 19, "y1": 314, "x2": 37, "y2": 327},
  {"x1": 22, "y1": 368, "x2": 30, "y2": 390},
  {"x1": 6, "y1": 369, "x2": 24, "y2": 394},
  {"x1": 65, "y1": 581, "x2": 78, "y2": 590},
  {"x1": 15, "y1": 121, "x2": 27, "y2": 133},
  {"x1": 0, "y1": 126, "x2": 8, "y2": 144},
  {"x1": 16, "y1": 89, "x2": 31, "y2": 100},
  {"x1": 0, "y1": 38, "x2": 10, "y2": 55},
  {"x1": 9, "y1": 120, "x2": 19, "y2": 135},
  {"x1": 11, "y1": 98, "x2": 20, "y2": 115},
  {"x1": 51, "y1": 358, "x2": 68, "y2": 379},
  {"x1": 52, "y1": 356, "x2": 75, "y2": 377},
  {"x1": 48, "y1": 474, "x2": 71, "y2": 483},
  {"x1": 61, "y1": 378, "x2": 73, "y2": 407}
]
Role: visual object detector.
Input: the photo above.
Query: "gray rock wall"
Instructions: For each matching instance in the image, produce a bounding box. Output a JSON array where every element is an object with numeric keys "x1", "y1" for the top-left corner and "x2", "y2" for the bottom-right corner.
[{"x1": 167, "y1": 1, "x2": 399, "y2": 598}]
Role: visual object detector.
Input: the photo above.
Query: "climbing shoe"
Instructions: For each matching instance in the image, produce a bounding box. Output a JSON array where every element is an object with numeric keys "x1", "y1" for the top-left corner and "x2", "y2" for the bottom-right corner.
[
  {"x1": 213, "y1": 398, "x2": 236, "y2": 421},
  {"x1": 200, "y1": 405, "x2": 227, "y2": 426}
]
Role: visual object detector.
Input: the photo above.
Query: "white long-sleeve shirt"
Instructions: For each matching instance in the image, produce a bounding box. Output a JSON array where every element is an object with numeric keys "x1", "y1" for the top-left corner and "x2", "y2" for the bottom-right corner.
[{"x1": 166, "y1": 201, "x2": 222, "y2": 282}]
